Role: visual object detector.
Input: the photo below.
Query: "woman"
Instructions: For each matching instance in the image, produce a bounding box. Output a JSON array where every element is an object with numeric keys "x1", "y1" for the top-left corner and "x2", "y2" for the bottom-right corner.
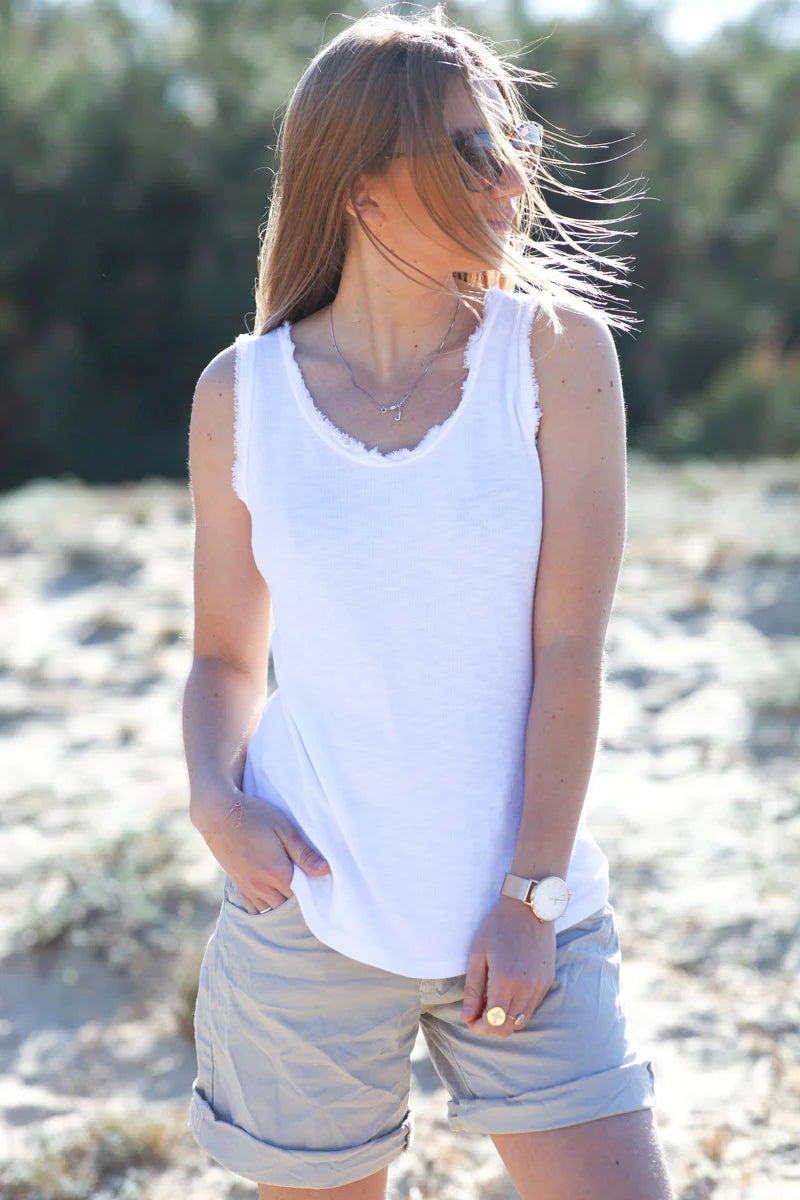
[{"x1": 183, "y1": 6, "x2": 675, "y2": 1198}]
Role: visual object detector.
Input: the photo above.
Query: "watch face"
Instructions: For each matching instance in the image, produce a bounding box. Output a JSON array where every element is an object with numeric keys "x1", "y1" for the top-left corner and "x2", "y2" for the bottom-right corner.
[{"x1": 531, "y1": 876, "x2": 570, "y2": 920}]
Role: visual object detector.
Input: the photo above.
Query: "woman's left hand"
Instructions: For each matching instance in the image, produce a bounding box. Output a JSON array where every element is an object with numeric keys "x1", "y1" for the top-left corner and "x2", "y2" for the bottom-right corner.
[{"x1": 460, "y1": 895, "x2": 556, "y2": 1036}]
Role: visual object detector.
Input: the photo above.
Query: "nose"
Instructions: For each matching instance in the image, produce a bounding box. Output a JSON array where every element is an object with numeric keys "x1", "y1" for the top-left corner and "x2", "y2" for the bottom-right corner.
[{"x1": 490, "y1": 157, "x2": 527, "y2": 201}]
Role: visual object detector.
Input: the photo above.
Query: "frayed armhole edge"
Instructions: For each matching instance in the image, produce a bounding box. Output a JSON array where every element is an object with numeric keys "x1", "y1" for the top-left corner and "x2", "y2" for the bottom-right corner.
[
  {"x1": 231, "y1": 334, "x2": 253, "y2": 504},
  {"x1": 519, "y1": 300, "x2": 543, "y2": 443}
]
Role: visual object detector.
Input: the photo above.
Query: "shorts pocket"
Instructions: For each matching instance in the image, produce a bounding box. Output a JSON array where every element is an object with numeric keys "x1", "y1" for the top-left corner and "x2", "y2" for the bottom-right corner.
[{"x1": 223, "y1": 874, "x2": 300, "y2": 918}]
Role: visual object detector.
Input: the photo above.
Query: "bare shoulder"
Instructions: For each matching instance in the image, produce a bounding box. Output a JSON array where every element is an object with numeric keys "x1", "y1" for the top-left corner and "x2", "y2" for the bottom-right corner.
[
  {"x1": 529, "y1": 301, "x2": 624, "y2": 445},
  {"x1": 187, "y1": 342, "x2": 245, "y2": 522},
  {"x1": 188, "y1": 341, "x2": 247, "y2": 481},
  {"x1": 190, "y1": 342, "x2": 238, "y2": 438},
  {"x1": 530, "y1": 300, "x2": 619, "y2": 383},
  {"x1": 188, "y1": 337, "x2": 272, "y2": 675},
  {"x1": 525, "y1": 303, "x2": 627, "y2": 652}
]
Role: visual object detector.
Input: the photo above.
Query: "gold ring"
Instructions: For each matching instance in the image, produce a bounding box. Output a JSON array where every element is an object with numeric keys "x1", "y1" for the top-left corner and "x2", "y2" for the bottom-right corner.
[{"x1": 486, "y1": 1005, "x2": 507, "y2": 1026}]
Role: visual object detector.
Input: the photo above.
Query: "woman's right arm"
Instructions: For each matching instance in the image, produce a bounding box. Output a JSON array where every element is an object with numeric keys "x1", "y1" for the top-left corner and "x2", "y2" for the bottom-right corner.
[
  {"x1": 183, "y1": 344, "x2": 329, "y2": 908},
  {"x1": 183, "y1": 344, "x2": 272, "y2": 835}
]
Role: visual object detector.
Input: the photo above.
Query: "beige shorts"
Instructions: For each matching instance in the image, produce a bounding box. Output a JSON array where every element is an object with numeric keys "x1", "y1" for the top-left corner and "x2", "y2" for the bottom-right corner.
[{"x1": 188, "y1": 875, "x2": 656, "y2": 1190}]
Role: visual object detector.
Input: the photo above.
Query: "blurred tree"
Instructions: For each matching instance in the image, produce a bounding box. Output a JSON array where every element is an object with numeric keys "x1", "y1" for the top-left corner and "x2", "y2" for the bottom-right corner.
[
  {"x1": 0, "y1": 0, "x2": 797, "y2": 487},
  {"x1": 482, "y1": 0, "x2": 800, "y2": 448}
]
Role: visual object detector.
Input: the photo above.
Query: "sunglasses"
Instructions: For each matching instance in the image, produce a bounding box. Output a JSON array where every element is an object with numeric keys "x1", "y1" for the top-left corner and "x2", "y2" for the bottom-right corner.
[{"x1": 385, "y1": 121, "x2": 543, "y2": 192}]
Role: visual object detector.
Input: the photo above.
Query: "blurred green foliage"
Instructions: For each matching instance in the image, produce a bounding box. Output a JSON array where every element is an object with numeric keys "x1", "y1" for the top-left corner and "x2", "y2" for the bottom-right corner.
[{"x1": 1, "y1": 0, "x2": 798, "y2": 486}]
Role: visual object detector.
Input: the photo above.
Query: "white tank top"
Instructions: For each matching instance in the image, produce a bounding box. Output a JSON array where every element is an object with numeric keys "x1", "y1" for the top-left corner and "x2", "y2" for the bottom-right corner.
[{"x1": 231, "y1": 285, "x2": 609, "y2": 978}]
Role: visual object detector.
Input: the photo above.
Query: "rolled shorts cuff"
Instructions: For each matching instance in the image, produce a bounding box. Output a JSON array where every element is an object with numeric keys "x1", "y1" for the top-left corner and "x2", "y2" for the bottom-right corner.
[
  {"x1": 447, "y1": 1058, "x2": 656, "y2": 1135},
  {"x1": 189, "y1": 1086, "x2": 415, "y2": 1188}
]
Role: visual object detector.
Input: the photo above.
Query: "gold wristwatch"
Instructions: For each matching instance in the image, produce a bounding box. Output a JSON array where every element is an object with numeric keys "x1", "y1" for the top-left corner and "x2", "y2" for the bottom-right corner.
[{"x1": 501, "y1": 871, "x2": 571, "y2": 922}]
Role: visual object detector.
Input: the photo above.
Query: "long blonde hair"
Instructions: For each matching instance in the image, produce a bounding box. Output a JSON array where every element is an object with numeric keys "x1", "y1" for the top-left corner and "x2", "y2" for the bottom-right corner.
[{"x1": 251, "y1": 3, "x2": 648, "y2": 338}]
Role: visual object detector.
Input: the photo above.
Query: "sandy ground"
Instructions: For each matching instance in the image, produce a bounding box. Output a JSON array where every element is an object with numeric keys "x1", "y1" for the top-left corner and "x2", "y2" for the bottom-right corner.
[{"x1": 0, "y1": 450, "x2": 798, "y2": 1198}]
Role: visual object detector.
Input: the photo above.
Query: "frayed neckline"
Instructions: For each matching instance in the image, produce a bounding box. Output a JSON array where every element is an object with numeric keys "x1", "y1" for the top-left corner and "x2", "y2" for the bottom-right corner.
[{"x1": 278, "y1": 286, "x2": 503, "y2": 466}]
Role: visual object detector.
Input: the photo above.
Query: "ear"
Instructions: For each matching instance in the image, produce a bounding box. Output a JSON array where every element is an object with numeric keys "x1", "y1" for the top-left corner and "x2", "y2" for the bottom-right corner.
[{"x1": 344, "y1": 174, "x2": 385, "y2": 228}]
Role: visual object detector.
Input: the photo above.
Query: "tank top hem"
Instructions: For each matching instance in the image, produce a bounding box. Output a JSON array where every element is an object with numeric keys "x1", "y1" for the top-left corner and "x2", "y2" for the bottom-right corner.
[{"x1": 288, "y1": 883, "x2": 612, "y2": 979}]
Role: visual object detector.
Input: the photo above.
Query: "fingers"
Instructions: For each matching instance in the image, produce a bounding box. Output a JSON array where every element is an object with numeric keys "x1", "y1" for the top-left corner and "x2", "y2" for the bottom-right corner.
[
  {"x1": 460, "y1": 955, "x2": 488, "y2": 1024},
  {"x1": 461, "y1": 963, "x2": 536, "y2": 1037},
  {"x1": 461, "y1": 951, "x2": 530, "y2": 1037},
  {"x1": 464, "y1": 982, "x2": 552, "y2": 1037},
  {"x1": 277, "y1": 827, "x2": 329, "y2": 875},
  {"x1": 241, "y1": 891, "x2": 290, "y2": 914},
  {"x1": 468, "y1": 1007, "x2": 528, "y2": 1037},
  {"x1": 466, "y1": 997, "x2": 527, "y2": 1037},
  {"x1": 234, "y1": 873, "x2": 293, "y2": 913}
]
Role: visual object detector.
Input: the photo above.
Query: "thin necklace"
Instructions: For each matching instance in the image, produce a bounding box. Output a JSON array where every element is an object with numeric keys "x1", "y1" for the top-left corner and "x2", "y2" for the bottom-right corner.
[{"x1": 329, "y1": 296, "x2": 462, "y2": 423}]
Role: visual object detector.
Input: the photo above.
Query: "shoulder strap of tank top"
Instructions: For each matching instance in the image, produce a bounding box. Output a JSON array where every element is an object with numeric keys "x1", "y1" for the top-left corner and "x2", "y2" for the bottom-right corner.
[{"x1": 232, "y1": 332, "x2": 258, "y2": 506}]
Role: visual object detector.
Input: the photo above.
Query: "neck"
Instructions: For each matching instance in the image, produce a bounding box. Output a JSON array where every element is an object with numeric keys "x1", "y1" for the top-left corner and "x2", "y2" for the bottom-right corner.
[{"x1": 330, "y1": 262, "x2": 471, "y2": 382}]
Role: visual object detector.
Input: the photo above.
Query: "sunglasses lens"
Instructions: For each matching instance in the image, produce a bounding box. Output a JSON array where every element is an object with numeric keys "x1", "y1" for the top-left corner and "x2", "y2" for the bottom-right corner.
[
  {"x1": 510, "y1": 122, "x2": 542, "y2": 150},
  {"x1": 510, "y1": 122, "x2": 543, "y2": 171},
  {"x1": 454, "y1": 124, "x2": 542, "y2": 190},
  {"x1": 455, "y1": 131, "x2": 502, "y2": 191}
]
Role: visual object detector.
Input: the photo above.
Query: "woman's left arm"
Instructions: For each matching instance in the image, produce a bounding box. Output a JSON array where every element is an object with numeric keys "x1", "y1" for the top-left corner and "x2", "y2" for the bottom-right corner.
[
  {"x1": 510, "y1": 306, "x2": 627, "y2": 884},
  {"x1": 461, "y1": 306, "x2": 627, "y2": 1036}
]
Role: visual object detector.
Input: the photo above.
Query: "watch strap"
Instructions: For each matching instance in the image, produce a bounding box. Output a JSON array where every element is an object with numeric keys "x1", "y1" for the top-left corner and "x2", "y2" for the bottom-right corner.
[{"x1": 501, "y1": 871, "x2": 540, "y2": 905}]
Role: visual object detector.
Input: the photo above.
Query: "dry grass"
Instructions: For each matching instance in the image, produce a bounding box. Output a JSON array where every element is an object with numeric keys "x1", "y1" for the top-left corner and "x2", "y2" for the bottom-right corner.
[
  {"x1": 16, "y1": 825, "x2": 207, "y2": 977},
  {"x1": 0, "y1": 1110, "x2": 174, "y2": 1199}
]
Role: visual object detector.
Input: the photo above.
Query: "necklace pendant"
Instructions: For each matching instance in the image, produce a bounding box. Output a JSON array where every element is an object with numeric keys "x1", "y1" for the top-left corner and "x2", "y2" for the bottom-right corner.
[{"x1": 329, "y1": 294, "x2": 462, "y2": 430}]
